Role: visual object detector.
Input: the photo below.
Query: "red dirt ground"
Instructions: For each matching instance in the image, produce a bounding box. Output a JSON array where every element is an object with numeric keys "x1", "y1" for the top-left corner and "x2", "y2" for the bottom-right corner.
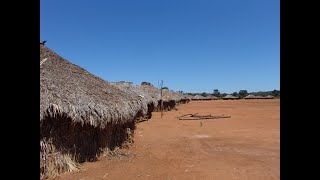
[{"x1": 56, "y1": 99, "x2": 280, "y2": 180}]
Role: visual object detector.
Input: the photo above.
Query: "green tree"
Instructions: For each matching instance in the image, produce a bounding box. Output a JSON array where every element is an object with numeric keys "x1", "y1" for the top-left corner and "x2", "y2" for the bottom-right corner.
[
  {"x1": 201, "y1": 92, "x2": 208, "y2": 97},
  {"x1": 238, "y1": 90, "x2": 248, "y2": 98},
  {"x1": 213, "y1": 89, "x2": 220, "y2": 95},
  {"x1": 232, "y1": 92, "x2": 238, "y2": 97},
  {"x1": 272, "y1": 89, "x2": 280, "y2": 97}
]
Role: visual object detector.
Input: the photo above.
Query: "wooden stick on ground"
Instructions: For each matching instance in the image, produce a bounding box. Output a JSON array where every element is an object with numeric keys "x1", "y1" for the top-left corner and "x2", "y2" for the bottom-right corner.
[
  {"x1": 177, "y1": 113, "x2": 197, "y2": 118},
  {"x1": 178, "y1": 114, "x2": 231, "y2": 120}
]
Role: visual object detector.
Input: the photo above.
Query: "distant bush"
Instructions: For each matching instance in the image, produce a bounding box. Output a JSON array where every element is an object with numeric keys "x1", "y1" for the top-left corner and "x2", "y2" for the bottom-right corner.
[{"x1": 141, "y1": 82, "x2": 152, "y2": 86}]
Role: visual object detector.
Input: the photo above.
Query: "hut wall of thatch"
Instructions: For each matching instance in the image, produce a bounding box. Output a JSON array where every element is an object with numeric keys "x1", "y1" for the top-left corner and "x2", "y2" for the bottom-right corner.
[
  {"x1": 176, "y1": 93, "x2": 191, "y2": 104},
  {"x1": 138, "y1": 84, "x2": 178, "y2": 112},
  {"x1": 40, "y1": 115, "x2": 136, "y2": 179},
  {"x1": 157, "y1": 99, "x2": 177, "y2": 111},
  {"x1": 179, "y1": 98, "x2": 190, "y2": 104}
]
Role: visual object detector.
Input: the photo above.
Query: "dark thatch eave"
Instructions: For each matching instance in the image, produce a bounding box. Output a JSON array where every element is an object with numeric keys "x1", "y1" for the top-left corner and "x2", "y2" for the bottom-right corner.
[{"x1": 40, "y1": 45, "x2": 146, "y2": 128}]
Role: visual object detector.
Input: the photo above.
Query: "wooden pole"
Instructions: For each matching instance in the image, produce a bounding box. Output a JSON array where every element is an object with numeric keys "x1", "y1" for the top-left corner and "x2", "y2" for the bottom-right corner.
[{"x1": 160, "y1": 80, "x2": 163, "y2": 118}]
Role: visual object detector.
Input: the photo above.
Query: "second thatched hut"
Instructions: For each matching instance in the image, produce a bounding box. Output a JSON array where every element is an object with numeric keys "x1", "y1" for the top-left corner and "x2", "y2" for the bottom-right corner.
[{"x1": 111, "y1": 81, "x2": 158, "y2": 119}]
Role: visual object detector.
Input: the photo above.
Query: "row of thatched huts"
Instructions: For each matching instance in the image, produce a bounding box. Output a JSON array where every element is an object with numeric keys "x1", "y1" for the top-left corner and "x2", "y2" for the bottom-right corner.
[
  {"x1": 244, "y1": 94, "x2": 275, "y2": 99},
  {"x1": 190, "y1": 94, "x2": 275, "y2": 100},
  {"x1": 40, "y1": 44, "x2": 276, "y2": 178},
  {"x1": 40, "y1": 45, "x2": 191, "y2": 179},
  {"x1": 222, "y1": 94, "x2": 275, "y2": 100},
  {"x1": 191, "y1": 94, "x2": 218, "y2": 100}
]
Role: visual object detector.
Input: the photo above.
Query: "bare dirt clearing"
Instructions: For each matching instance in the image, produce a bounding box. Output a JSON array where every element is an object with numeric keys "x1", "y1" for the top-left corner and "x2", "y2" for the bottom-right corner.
[{"x1": 56, "y1": 99, "x2": 280, "y2": 180}]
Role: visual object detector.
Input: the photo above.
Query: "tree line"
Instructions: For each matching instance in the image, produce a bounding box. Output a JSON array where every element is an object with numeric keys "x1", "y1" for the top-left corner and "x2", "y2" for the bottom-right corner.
[{"x1": 181, "y1": 89, "x2": 280, "y2": 99}]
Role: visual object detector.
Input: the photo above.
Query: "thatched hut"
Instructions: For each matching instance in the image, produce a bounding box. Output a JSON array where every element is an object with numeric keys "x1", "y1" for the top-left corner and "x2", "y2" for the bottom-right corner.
[
  {"x1": 255, "y1": 95, "x2": 264, "y2": 99},
  {"x1": 206, "y1": 94, "x2": 219, "y2": 100},
  {"x1": 40, "y1": 45, "x2": 146, "y2": 179},
  {"x1": 183, "y1": 94, "x2": 193, "y2": 100},
  {"x1": 192, "y1": 94, "x2": 208, "y2": 101},
  {"x1": 222, "y1": 94, "x2": 240, "y2": 100},
  {"x1": 244, "y1": 94, "x2": 257, "y2": 99},
  {"x1": 162, "y1": 89, "x2": 190, "y2": 105},
  {"x1": 255, "y1": 95, "x2": 275, "y2": 99},
  {"x1": 180, "y1": 94, "x2": 192, "y2": 103},
  {"x1": 265, "y1": 95, "x2": 275, "y2": 99},
  {"x1": 111, "y1": 81, "x2": 158, "y2": 119},
  {"x1": 138, "y1": 83, "x2": 177, "y2": 111}
]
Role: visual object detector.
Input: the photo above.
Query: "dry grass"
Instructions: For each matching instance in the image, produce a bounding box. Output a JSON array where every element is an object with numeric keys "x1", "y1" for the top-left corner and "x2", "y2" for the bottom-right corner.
[{"x1": 40, "y1": 139, "x2": 80, "y2": 180}]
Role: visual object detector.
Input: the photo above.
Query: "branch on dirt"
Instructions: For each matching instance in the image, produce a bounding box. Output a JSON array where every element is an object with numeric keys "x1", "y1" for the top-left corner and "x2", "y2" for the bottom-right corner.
[{"x1": 177, "y1": 113, "x2": 231, "y2": 120}]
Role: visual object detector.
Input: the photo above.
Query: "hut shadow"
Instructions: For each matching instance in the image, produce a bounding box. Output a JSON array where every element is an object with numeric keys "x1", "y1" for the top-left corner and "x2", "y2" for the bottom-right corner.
[
  {"x1": 155, "y1": 100, "x2": 176, "y2": 112},
  {"x1": 40, "y1": 114, "x2": 135, "y2": 163}
]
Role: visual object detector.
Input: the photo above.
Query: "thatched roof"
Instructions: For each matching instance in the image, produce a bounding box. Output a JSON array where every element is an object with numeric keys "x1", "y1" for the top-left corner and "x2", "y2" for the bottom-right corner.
[
  {"x1": 223, "y1": 95, "x2": 239, "y2": 99},
  {"x1": 180, "y1": 94, "x2": 192, "y2": 100},
  {"x1": 40, "y1": 45, "x2": 146, "y2": 128},
  {"x1": 265, "y1": 95, "x2": 275, "y2": 99},
  {"x1": 244, "y1": 94, "x2": 257, "y2": 99},
  {"x1": 138, "y1": 83, "x2": 162, "y2": 100},
  {"x1": 206, "y1": 94, "x2": 218, "y2": 100},
  {"x1": 192, "y1": 94, "x2": 207, "y2": 100},
  {"x1": 162, "y1": 89, "x2": 184, "y2": 102},
  {"x1": 138, "y1": 83, "x2": 179, "y2": 102},
  {"x1": 111, "y1": 81, "x2": 158, "y2": 114},
  {"x1": 255, "y1": 95, "x2": 264, "y2": 99},
  {"x1": 171, "y1": 92, "x2": 191, "y2": 101}
]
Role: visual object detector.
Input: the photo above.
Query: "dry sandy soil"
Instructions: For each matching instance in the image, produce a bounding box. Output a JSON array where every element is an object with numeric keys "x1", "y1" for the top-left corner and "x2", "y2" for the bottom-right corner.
[{"x1": 56, "y1": 99, "x2": 280, "y2": 180}]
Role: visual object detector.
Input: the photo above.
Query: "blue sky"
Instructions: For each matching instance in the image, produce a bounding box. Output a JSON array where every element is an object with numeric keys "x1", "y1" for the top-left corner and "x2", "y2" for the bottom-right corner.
[{"x1": 40, "y1": 0, "x2": 279, "y2": 94}]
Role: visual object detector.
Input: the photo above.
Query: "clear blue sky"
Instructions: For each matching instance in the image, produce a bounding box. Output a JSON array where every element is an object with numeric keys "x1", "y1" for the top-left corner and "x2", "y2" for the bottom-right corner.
[{"x1": 40, "y1": 0, "x2": 279, "y2": 94}]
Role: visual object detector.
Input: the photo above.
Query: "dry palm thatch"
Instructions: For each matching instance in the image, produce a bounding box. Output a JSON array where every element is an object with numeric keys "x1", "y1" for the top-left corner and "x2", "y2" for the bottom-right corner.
[
  {"x1": 255, "y1": 95, "x2": 264, "y2": 99},
  {"x1": 265, "y1": 95, "x2": 275, "y2": 99},
  {"x1": 244, "y1": 94, "x2": 257, "y2": 99},
  {"x1": 222, "y1": 94, "x2": 240, "y2": 100},
  {"x1": 174, "y1": 91, "x2": 190, "y2": 104},
  {"x1": 111, "y1": 81, "x2": 158, "y2": 119},
  {"x1": 192, "y1": 94, "x2": 208, "y2": 101},
  {"x1": 178, "y1": 92, "x2": 191, "y2": 101},
  {"x1": 255, "y1": 95, "x2": 274, "y2": 99},
  {"x1": 162, "y1": 89, "x2": 187, "y2": 104},
  {"x1": 205, "y1": 94, "x2": 219, "y2": 100},
  {"x1": 138, "y1": 83, "x2": 176, "y2": 111},
  {"x1": 177, "y1": 93, "x2": 191, "y2": 104},
  {"x1": 184, "y1": 94, "x2": 194, "y2": 100},
  {"x1": 40, "y1": 44, "x2": 145, "y2": 179}
]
